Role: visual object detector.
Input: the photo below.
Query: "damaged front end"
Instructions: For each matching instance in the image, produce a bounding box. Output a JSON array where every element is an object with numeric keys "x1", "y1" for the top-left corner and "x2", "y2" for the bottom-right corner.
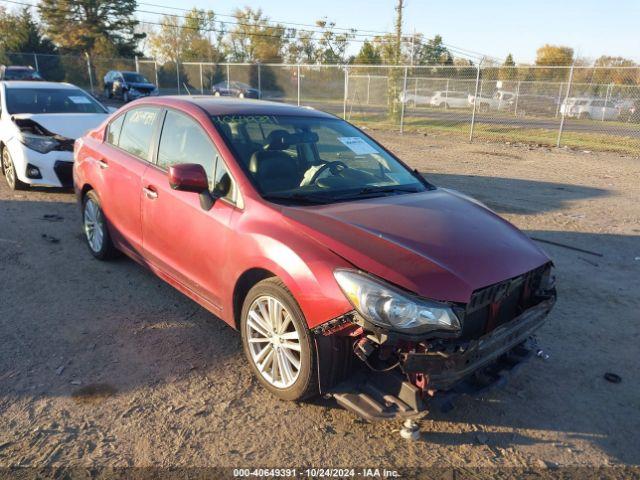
[
  {"x1": 314, "y1": 263, "x2": 556, "y2": 421},
  {"x1": 13, "y1": 117, "x2": 75, "y2": 154}
]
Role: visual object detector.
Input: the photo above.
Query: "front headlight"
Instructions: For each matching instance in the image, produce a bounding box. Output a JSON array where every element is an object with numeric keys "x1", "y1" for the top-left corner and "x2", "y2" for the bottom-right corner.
[
  {"x1": 334, "y1": 269, "x2": 461, "y2": 334},
  {"x1": 19, "y1": 133, "x2": 59, "y2": 154}
]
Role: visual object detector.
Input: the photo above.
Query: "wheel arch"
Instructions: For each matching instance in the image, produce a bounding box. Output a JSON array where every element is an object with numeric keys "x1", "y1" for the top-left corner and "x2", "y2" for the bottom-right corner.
[{"x1": 232, "y1": 267, "x2": 277, "y2": 330}]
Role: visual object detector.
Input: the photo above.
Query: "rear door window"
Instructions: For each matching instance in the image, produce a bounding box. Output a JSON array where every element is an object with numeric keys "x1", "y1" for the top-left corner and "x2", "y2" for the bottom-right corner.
[{"x1": 118, "y1": 107, "x2": 160, "y2": 160}]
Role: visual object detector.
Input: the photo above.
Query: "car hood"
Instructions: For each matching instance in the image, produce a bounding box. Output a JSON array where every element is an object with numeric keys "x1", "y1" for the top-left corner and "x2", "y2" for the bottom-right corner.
[
  {"x1": 281, "y1": 188, "x2": 550, "y2": 303},
  {"x1": 11, "y1": 113, "x2": 108, "y2": 139}
]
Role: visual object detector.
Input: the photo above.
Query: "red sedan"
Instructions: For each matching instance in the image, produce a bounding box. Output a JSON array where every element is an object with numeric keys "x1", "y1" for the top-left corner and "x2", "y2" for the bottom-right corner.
[{"x1": 74, "y1": 97, "x2": 556, "y2": 419}]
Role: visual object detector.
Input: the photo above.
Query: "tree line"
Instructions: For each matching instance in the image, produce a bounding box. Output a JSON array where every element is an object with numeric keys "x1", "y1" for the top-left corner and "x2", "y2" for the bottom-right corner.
[{"x1": 0, "y1": 1, "x2": 637, "y2": 86}]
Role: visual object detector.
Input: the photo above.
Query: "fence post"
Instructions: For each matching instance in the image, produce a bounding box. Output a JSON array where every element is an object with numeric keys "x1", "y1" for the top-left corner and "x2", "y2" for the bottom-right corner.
[
  {"x1": 154, "y1": 60, "x2": 159, "y2": 90},
  {"x1": 514, "y1": 80, "x2": 521, "y2": 116},
  {"x1": 257, "y1": 62, "x2": 261, "y2": 99},
  {"x1": 366, "y1": 74, "x2": 370, "y2": 105},
  {"x1": 176, "y1": 60, "x2": 180, "y2": 95},
  {"x1": 445, "y1": 78, "x2": 449, "y2": 109},
  {"x1": 135, "y1": 55, "x2": 139, "y2": 73},
  {"x1": 555, "y1": 82, "x2": 564, "y2": 118},
  {"x1": 33, "y1": 53, "x2": 39, "y2": 72},
  {"x1": 199, "y1": 63, "x2": 204, "y2": 94},
  {"x1": 343, "y1": 66, "x2": 349, "y2": 119},
  {"x1": 297, "y1": 64, "x2": 301, "y2": 106},
  {"x1": 469, "y1": 63, "x2": 482, "y2": 141},
  {"x1": 85, "y1": 53, "x2": 94, "y2": 94},
  {"x1": 400, "y1": 66, "x2": 408, "y2": 133},
  {"x1": 557, "y1": 63, "x2": 575, "y2": 148},
  {"x1": 226, "y1": 64, "x2": 230, "y2": 83}
]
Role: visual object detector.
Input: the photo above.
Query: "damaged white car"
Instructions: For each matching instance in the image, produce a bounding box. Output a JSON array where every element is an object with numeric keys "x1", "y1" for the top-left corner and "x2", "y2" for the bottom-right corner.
[{"x1": 0, "y1": 81, "x2": 110, "y2": 190}]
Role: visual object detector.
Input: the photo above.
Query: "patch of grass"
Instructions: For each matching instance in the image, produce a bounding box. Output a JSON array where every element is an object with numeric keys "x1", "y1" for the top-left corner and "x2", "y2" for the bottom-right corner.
[{"x1": 351, "y1": 116, "x2": 640, "y2": 155}]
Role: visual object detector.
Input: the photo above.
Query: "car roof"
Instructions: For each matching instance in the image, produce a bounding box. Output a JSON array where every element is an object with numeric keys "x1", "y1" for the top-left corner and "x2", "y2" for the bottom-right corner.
[
  {"x1": 140, "y1": 96, "x2": 336, "y2": 119},
  {"x1": 1, "y1": 81, "x2": 81, "y2": 90}
]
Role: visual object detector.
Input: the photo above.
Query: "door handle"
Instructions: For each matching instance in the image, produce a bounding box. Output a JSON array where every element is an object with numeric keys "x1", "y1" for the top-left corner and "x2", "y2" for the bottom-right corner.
[
  {"x1": 98, "y1": 159, "x2": 109, "y2": 169},
  {"x1": 143, "y1": 186, "x2": 158, "y2": 199}
]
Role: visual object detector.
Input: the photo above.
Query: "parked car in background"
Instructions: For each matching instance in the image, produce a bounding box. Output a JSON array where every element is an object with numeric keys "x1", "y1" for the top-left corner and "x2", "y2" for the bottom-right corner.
[
  {"x1": 429, "y1": 90, "x2": 469, "y2": 108},
  {"x1": 467, "y1": 91, "x2": 516, "y2": 112},
  {"x1": 399, "y1": 88, "x2": 432, "y2": 106},
  {"x1": 212, "y1": 81, "x2": 260, "y2": 98},
  {"x1": 0, "y1": 65, "x2": 43, "y2": 81},
  {"x1": 560, "y1": 97, "x2": 619, "y2": 120},
  {"x1": 103, "y1": 71, "x2": 158, "y2": 103},
  {"x1": 74, "y1": 96, "x2": 556, "y2": 420},
  {"x1": 0, "y1": 81, "x2": 109, "y2": 190}
]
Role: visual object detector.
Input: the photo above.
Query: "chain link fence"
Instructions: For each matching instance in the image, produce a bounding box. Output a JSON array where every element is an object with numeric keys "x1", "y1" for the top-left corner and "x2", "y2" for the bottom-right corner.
[{"x1": 4, "y1": 52, "x2": 640, "y2": 154}]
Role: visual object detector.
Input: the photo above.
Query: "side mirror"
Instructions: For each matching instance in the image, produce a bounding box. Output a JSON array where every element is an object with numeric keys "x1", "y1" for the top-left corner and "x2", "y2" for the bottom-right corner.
[
  {"x1": 169, "y1": 163, "x2": 217, "y2": 210},
  {"x1": 169, "y1": 163, "x2": 208, "y2": 193}
]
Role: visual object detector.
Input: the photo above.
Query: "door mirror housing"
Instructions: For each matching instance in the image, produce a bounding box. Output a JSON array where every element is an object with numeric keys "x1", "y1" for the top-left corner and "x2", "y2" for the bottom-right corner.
[
  {"x1": 169, "y1": 163, "x2": 209, "y2": 193},
  {"x1": 169, "y1": 163, "x2": 218, "y2": 210}
]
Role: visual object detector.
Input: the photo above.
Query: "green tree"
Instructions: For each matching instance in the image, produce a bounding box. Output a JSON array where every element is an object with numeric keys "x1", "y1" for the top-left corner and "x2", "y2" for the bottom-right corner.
[
  {"x1": 499, "y1": 52, "x2": 517, "y2": 80},
  {"x1": 416, "y1": 35, "x2": 452, "y2": 65},
  {"x1": 38, "y1": 0, "x2": 143, "y2": 57},
  {"x1": 286, "y1": 30, "x2": 318, "y2": 64},
  {"x1": 535, "y1": 44, "x2": 573, "y2": 66},
  {"x1": 592, "y1": 55, "x2": 637, "y2": 85},
  {"x1": 315, "y1": 19, "x2": 355, "y2": 64},
  {"x1": 535, "y1": 44, "x2": 574, "y2": 80},
  {"x1": 149, "y1": 9, "x2": 223, "y2": 63},
  {"x1": 354, "y1": 40, "x2": 381, "y2": 64},
  {"x1": 227, "y1": 7, "x2": 289, "y2": 63},
  {"x1": 0, "y1": 7, "x2": 63, "y2": 80}
]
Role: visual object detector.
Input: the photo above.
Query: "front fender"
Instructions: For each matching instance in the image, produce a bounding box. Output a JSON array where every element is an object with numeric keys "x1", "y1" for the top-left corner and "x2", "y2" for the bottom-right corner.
[{"x1": 226, "y1": 225, "x2": 354, "y2": 330}]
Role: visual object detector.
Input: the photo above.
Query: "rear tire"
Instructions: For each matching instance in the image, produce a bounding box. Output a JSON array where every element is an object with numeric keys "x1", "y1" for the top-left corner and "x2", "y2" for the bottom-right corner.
[
  {"x1": 122, "y1": 90, "x2": 129, "y2": 103},
  {"x1": 240, "y1": 278, "x2": 319, "y2": 401},
  {"x1": 2, "y1": 147, "x2": 27, "y2": 190},
  {"x1": 82, "y1": 190, "x2": 118, "y2": 260},
  {"x1": 104, "y1": 86, "x2": 112, "y2": 99}
]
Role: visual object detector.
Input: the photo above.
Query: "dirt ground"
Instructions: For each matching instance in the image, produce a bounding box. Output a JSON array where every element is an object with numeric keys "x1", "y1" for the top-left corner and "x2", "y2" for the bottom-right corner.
[{"x1": 0, "y1": 131, "x2": 638, "y2": 474}]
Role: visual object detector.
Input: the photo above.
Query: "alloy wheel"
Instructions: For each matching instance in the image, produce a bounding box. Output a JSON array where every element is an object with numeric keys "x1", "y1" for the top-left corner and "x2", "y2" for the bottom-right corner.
[
  {"x1": 3, "y1": 149, "x2": 15, "y2": 189},
  {"x1": 246, "y1": 295, "x2": 302, "y2": 389},
  {"x1": 83, "y1": 197, "x2": 104, "y2": 253}
]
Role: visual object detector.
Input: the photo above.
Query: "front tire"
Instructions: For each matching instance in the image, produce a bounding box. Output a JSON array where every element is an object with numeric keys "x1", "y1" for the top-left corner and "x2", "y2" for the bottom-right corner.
[
  {"x1": 2, "y1": 147, "x2": 27, "y2": 190},
  {"x1": 82, "y1": 191, "x2": 118, "y2": 260},
  {"x1": 104, "y1": 86, "x2": 112, "y2": 99},
  {"x1": 241, "y1": 278, "x2": 318, "y2": 401},
  {"x1": 122, "y1": 90, "x2": 129, "y2": 103}
]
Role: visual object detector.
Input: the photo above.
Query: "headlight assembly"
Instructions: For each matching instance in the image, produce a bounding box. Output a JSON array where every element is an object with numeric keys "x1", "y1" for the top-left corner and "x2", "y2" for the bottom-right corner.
[
  {"x1": 333, "y1": 269, "x2": 461, "y2": 335},
  {"x1": 19, "y1": 133, "x2": 59, "y2": 154}
]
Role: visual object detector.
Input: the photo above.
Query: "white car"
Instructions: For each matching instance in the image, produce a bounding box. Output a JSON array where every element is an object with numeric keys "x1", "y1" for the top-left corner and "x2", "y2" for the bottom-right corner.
[
  {"x1": 467, "y1": 91, "x2": 517, "y2": 112},
  {"x1": 0, "y1": 81, "x2": 111, "y2": 190},
  {"x1": 429, "y1": 91, "x2": 470, "y2": 108},
  {"x1": 399, "y1": 88, "x2": 432, "y2": 106},
  {"x1": 560, "y1": 97, "x2": 619, "y2": 121}
]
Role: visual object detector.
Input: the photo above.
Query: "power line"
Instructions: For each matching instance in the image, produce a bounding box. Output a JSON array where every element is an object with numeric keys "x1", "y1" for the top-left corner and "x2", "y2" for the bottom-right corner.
[{"x1": 0, "y1": 0, "x2": 499, "y2": 62}]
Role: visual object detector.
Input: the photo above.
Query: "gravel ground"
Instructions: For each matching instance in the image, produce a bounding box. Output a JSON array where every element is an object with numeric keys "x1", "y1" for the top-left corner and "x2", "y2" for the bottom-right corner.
[{"x1": 0, "y1": 131, "x2": 638, "y2": 473}]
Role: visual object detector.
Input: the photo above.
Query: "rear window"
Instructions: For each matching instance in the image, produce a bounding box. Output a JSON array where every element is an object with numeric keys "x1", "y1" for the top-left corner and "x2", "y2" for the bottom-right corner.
[{"x1": 5, "y1": 87, "x2": 106, "y2": 114}]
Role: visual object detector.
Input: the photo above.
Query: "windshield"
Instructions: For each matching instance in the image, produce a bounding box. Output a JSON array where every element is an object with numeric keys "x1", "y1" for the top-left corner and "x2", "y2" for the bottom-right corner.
[
  {"x1": 5, "y1": 87, "x2": 107, "y2": 114},
  {"x1": 4, "y1": 68, "x2": 42, "y2": 80},
  {"x1": 211, "y1": 114, "x2": 428, "y2": 204},
  {"x1": 122, "y1": 73, "x2": 149, "y2": 83}
]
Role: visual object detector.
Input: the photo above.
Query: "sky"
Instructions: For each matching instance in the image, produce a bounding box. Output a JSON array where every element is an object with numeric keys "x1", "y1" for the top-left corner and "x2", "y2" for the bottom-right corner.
[{"x1": 142, "y1": 0, "x2": 640, "y2": 64}]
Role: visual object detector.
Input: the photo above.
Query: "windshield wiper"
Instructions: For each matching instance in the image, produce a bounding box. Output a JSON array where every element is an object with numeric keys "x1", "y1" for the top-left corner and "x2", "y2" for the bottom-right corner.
[
  {"x1": 262, "y1": 192, "x2": 331, "y2": 205},
  {"x1": 336, "y1": 185, "x2": 422, "y2": 200}
]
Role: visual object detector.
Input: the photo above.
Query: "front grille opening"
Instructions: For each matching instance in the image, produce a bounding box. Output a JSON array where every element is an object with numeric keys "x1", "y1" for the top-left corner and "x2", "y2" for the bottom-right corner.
[{"x1": 460, "y1": 263, "x2": 550, "y2": 340}]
